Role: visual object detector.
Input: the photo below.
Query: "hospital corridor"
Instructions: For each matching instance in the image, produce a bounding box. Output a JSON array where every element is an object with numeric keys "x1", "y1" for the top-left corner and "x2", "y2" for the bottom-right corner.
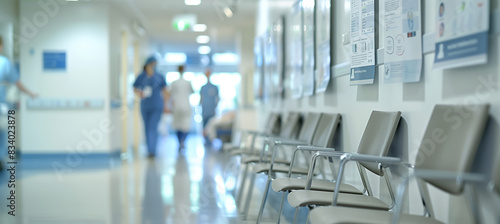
[{"x1": 0, "y1": 0, "x2": 500, "y2": 223}]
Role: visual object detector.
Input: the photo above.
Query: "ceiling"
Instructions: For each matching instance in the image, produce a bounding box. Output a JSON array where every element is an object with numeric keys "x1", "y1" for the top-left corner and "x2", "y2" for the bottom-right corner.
[{"x1": 115, "y1": 0, "x2": 258, "y2": 55}]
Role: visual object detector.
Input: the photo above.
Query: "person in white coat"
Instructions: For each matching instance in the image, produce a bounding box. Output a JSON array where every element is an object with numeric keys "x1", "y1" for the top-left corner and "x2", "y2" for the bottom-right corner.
[{"x1": 169, "y1": 65, "x2": 194, "y2": 150}]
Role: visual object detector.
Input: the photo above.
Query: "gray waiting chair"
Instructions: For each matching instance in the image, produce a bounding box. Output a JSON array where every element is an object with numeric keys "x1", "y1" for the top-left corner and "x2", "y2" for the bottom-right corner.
[
  {"x1": 236, "y1": 112, "x2": 321, "y2": 215},
  {"x1": 308, "y1": 104, "x2": 490, "y2": 224},
  {"x1": 240, "y1": 112, "x2": 302, "y2": 164},
  {"x1": 283, "y1": 111, "x2": 401, "y2": 223},
  {"x1": 252, "y1": 113, "x2": 341, "y2": 222},
  {"x1": 234, "y1": 112, "x2": 301, "y2": 205},
  {"x1": 229, "y1": 112, "x2": 282, "y2": 156}
]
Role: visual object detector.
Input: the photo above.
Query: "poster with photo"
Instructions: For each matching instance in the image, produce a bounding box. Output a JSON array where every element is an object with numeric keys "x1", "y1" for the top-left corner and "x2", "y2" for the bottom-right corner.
[
  {"x1": 433, "y1": 0, "x2": 489, "y2": 69},
  {"x1": 270, "y1": 18, "x2": 285, "y2": 99},
  {"x1": 350, "y1": 0, "x2": 376, "y2": 85},
  {"x1": 253, "y1": 37, "x2": 265, "y2": 100},
  {"x1": 303, "y1": 0, "x2": 315, "y2": 96},
  {"x1": 383, "y1": 0, "x2": 423, "y2": 83},
  {"x1": 315, "y1": 0, "x2": 331, "y2": 93},
  {"x1": 263, "y1": 31, "x2": 274, "y2": 101},
  {"x1": 287, "y1": 0, "x2": 304, "y2": 99}
]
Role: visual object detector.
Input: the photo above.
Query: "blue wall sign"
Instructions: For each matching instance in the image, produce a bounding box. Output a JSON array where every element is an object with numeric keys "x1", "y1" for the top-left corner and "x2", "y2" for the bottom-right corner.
[{"x1": 43, "y1": 52, "x2": 66, "y2": 70}]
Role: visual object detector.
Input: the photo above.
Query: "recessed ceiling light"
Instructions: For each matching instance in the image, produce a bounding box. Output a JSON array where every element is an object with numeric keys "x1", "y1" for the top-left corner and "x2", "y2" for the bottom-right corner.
[
  {"x1": 198, "y1": 46, "x2": 211, "y2": 55},
  {"x1": 185, "y1": 0, "x2": 201, "y2": 6},
  {"x1": 192, "y1": 24, "x2": 207, "y2": 32},
  {"x1": 196, "y1": 35, "x2": 210, "y2": 44},
  {"x1": 165, "y1": 53, "x2": 187, "y2": 64},
  {"x1": 212, "y1": 53, "x2": 239, "y2": 65},
  {"x1": 223, "y1": 7, "x2": 233, "y2": 18}
]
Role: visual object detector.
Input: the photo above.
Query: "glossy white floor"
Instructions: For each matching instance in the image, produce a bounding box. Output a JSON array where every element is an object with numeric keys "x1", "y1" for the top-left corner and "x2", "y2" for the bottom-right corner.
[{"x1": 0, "y1": 135, "x2": 303, "y2": 224}]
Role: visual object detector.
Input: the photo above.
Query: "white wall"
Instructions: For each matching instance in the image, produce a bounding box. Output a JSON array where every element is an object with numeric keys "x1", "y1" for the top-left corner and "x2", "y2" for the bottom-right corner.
[
  {"x1": 255, "y1": 0, "x2": 500, "y2": 223},
  {"x1": 19, "y1": 1, "x2": 114, "y2": 153}
]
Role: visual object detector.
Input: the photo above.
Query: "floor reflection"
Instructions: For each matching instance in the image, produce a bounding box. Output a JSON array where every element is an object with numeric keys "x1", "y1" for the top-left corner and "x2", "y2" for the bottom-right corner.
[
  {"x1": 0, "y1": 135, "x2": 239, "y2": 224},
  {"x1": 141, "y1": 160, "x2": 166, "y2": 224}
]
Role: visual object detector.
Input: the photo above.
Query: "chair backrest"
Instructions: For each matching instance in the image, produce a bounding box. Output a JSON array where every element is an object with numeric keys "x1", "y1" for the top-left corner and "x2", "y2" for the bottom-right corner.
[
  {"x1": 311, "y1": 113, "x2": 341, "y2": 147},
  {"x1": 265, "y1": 113, "x2": 281, "y2": 135},
  {"x1": 415, "y1": 104, "x2": 489, "y2": 194},
  {"x1": 357, "y1": 111, "x2": 402, "y2": 175},
  {"x1": 297, "y1": 113, "x2": 322, "y2": 144},
  {"x1": 279, "y1": 112, "x2": 302, "y2": 139}
]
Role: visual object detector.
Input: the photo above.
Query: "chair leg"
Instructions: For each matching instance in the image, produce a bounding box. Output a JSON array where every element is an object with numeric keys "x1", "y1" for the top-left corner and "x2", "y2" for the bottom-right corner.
[
  {"x1": 292, "y1": 207, "x2": 300, "y2": 224},
  {"x1": 256, "y1": 177, "x2": 272, "y2": 223},
  {"x1": 236, "y1": 162, "x2": 250, "y2": 205},
  {"x1": 242, "y1": 172, "x2": 256, "y2": 220},
  {"x1": 277, "y1": 191, "x2": 287, "y2": 223}
]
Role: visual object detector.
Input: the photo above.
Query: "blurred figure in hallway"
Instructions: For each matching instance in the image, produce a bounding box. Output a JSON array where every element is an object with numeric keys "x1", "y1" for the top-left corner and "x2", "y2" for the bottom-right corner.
[
  {"x1": 169, "y1": 65, "x2": 194, "y2": 150},
  {"x1": 0, "y1": 35, "x2": 37, "y2": 170},
  {"x1": 133, "y1": 56, "x2": 169, "y2": 158},
  {"x1": 199, "y1": 69, "x2": 219, "y2": 145}
]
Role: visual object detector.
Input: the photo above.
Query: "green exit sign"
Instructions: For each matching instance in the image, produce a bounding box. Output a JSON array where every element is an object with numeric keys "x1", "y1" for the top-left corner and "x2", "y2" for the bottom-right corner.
[{"x1": 174, "y1": 20, "x2": 192, "y2": 31}]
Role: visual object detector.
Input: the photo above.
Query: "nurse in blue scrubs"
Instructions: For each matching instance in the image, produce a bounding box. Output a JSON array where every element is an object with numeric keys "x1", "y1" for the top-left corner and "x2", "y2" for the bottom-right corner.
[
  {"x1": 0, "y1": 36, "x2": 37, "y2": 170},
  {"x1": 133, "y1": 56, "x2": 169, "y2": 158}
]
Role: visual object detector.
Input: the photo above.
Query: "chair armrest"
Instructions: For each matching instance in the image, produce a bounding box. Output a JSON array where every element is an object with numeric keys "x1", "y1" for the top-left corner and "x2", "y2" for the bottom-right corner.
[
  {"x1": 340, "y1": 153, "x2": 402, "y2": 167},
  {"x1": 326, "y1": 152, "x2": 402, "y2": 206},
  {"x1": 391, "y1": 170, "x2": 487, "y2": 224},
  {"x1": 290, "y1": 146, "x2": 339, "y2": 178},
  {"x1": 257, "y1": 138, "x2": 308, "y2": 161},
  {"x1": 265, "y1": 139, "x2": 310, "y2": 174},
  {"x1": 245, "y1": 130, "x2": 275, "y2": 138},
  {"x1": 274, "y1": 139, "x2": 309, "y2": 146},
  {"x1": 296, "y1": 145, "x2": 336, "y2": 152}
]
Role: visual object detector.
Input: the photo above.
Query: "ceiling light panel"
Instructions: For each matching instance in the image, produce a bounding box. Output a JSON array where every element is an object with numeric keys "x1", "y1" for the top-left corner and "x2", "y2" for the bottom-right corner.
[
  {"x1": 185, "y1": 0, "x2": 201, "y2": 6},
  {"x1": 198, "y1": 46, "x2": 211, "y2": 54},
  {"x1": 192, "y1": 24, "x2": 207, "y2": 32},
  {"x1": 196, "y1": 35, "x2": 210, "y2": 44}
]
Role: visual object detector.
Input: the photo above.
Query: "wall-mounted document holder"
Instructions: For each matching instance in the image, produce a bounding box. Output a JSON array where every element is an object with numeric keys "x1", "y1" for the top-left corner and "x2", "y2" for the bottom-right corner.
[{"x1": 331, "y1": 9, "x2": 499, "y2": 78}]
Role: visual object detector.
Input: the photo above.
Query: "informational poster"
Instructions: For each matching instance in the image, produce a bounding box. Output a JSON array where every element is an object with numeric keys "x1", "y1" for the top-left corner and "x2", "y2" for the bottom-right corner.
[
  {"x1": 315, "y1": 0, "x2": 331, "y2": 93},
  {"x1": 253, "y1": 37, "x2": 265, "y2": 100},
  {"x1": 350, "y1": 0, "x2": 376, "y2": 85},
  {"x1": 263, "y1": 31, "x2": 274, "y2": 101},
  {"x1": 271, "y1": 17, "x2": 285, "y2": 98},
  {"x1": 303, "y1": 0, "x2": 315, "y2": 96},
  {"x1": 383, "y1": 0, "x2": 422, "y2": 83},
  {"x1": 269, "y1": 19, "x2": 285, "y2": 99},
  {"x1": 433, "y1": 0, "x2": 489, "y2": 69},
  {"x1": 287, "y1": 1, "x2": 303, "y2": 99}
]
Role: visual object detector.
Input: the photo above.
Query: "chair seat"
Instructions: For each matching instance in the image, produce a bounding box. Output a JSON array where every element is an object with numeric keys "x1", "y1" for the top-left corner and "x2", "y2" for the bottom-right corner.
[
  {"x1": 287, "y1": 190, "x2": 389, "y2": 210},
  {"x1": 241, "y1": 155, "x2": 291, "y2": 164},
  {"x1": 272, "y1": 178, "x2": 362, "y2": 194},
  {"x1": 252, "y1": 163, "x2": 313, "y2": 175},
  {"x1": 309, "y1": 206, "x2": 444, "y2": 224}
]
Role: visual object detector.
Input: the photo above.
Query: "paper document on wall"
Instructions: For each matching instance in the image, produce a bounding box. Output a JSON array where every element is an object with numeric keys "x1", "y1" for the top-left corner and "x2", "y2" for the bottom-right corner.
[
  {"x1": 315, "y1": 0, "x2": 331, "y2": 93},
  {"x1": 303, "y1": 0, "x2": 315, "y2": 96},
  {"x1": 350, "y1": 0, "x2": 376, "y2": 85},
  {"x1": 383, "y1": 0, "x2": 422, "y2": 83},
  {"x1": 289, "y1": 1, "x2": 303, "y2": 99},
  {"x1": 433, "y1": 0, "x2": 489, "y2": 69}
]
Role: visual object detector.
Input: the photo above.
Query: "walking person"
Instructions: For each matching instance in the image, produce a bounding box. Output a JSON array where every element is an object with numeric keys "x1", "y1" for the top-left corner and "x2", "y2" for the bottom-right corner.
[
  {"x1": 199, "y1": 69, "x2": 219, "y2": 145},
  {"x1": 169, "y1": 65, "x2": 194, "y2": 150},
  {"x1": 0, "y1": 35, "x2": 38, "y2": 170},
  {"x1": 133, "y1": 56, "x2": 169, "y2": 158}
]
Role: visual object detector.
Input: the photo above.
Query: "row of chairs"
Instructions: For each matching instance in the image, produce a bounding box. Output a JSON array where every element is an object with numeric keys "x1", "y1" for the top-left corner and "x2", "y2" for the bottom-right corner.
[{"x1": 227, "y1": 104, "x2": 499, "y2": 223}]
